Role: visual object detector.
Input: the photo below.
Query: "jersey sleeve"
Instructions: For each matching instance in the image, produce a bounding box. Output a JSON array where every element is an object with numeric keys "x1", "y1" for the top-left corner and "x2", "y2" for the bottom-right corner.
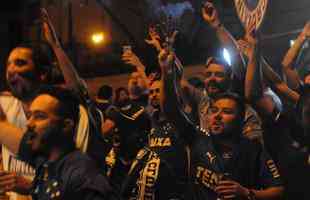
[{"x1": 258, "y1": 150, "x2": 283, "y2": 188}]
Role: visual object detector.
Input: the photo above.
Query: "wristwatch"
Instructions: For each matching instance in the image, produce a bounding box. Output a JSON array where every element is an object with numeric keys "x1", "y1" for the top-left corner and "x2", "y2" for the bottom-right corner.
[{"x1": 246, "y1": 189, "x2": 256, "y2": 200}]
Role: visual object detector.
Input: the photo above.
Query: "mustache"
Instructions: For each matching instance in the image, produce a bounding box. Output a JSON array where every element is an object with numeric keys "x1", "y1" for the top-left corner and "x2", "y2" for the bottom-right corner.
[
  {"x1": 24, "y1": 129, "x2": 37, "y2": 144},
  {"x1": 8, "y1": 71, "x2": 37, "y2": 82},
  {"x1": 207, "y1": 80, "x2": 222, "y2": 89}
]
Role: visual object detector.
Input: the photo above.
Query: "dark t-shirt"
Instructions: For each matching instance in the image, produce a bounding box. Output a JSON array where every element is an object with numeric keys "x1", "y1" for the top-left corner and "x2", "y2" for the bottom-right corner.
[
  {"x1": 104, "y1": 102, "x2": 151, "y2": 188},
  {"x1": 262, "y1": 113, "x2": 310, "y2": 200},
  {"x1": 86, "y1": 103, "x2": 112, "y2": 168},
  {"x1": 131, "y1": 94, "x2": 149, "y2": 108},
  {"x1": 18, "y1": 132, "x2": 119, "y2": 200},
  {"x1": 105, "y1": 102, "x2": 151, "y2": 159},
  {"x1": 191, "y1": 133, "x2": 282, "y2": 200}
]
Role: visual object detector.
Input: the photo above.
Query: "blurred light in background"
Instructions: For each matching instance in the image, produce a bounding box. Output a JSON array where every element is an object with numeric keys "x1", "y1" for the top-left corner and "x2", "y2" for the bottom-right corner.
[
  {"x1": 223, "y1": 48, "x2": 232, "y2": 66},
  {"x1": 91, "y1": 32, "x2": 105, "y2": 45},
  {"x1": 290, "y1": 39, "x2": 295, "y2": 47}
]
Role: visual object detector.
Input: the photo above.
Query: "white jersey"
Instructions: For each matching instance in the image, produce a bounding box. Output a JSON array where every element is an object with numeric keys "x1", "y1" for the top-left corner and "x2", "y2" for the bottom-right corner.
[
  {"x1": 0, "y1": 94, "x2": 33, "y2": 200},
  {"x1": 0, "y1": 94, "x2": 91, "y2": 200}
]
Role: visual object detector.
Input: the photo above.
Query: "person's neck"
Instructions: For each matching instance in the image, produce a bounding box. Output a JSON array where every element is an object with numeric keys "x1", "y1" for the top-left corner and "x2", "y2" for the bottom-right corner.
[
  {"x1": 212, "y1": 132, "x2": 236, "y2": 147},
  {"x1": 151, "y1": 108, "x2": 163, "y2": 121},
  {"x1": 130, "y1": 94, "x2": 140, "y2": 100},
  {"x1": 48, "y1": 146, "x2": 72, "y2": 162}
]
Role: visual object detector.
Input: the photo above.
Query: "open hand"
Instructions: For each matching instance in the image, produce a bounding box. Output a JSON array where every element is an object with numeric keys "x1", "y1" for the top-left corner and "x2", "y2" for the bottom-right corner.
[
  {"x1": 301, "y1": 21, "x2": 310, "y2": 38},
  {"x1": 238, "y1": 28, "x2": 257, "y2": 60},
  {"x1": 122, "y1": 50, "x2": 145, "y2": 71},
  {"x1": 202, "y1": 1, "x2": 221, "y2": 28},
  {"x1": 158, "y1": 48, "x2": 174, "y2": 71},
  {"x1": 145, "y1": 26, "x2": 162, "y2": 52}
]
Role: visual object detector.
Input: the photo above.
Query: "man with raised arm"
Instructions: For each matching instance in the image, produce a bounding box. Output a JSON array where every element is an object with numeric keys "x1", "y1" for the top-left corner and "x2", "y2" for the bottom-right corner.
[
  {"x1": 155, "y1": 1, "x2": 263, "y2": 142},
  {"x1": 0, "y1": 9, "x2": 107, "y2": 199},
  {"x1": 159, "y1": 46, "x2": 284, "y2": 200},
  {"x1": 245, "y1": 20, "x2": 310, "y2": 200}
]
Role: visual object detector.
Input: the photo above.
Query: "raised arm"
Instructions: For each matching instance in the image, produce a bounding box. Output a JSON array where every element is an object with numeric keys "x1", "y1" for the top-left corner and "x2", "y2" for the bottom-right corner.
[
  {"x1": 202, "y1": 2, "x2": 246, "y2": 78},
  {"x1": 281, "y1": 21, "x2": 310, "y2": 89},
  {"x1": 241, "y1": 30, "x2": 264, "y2": 102},
  {"x1": 121, "y1": 49, "x2": 150, "y2": 89},
  {"x1": 262, "y1": 58, "x2": 300, "y2": 104},
  {"x1": 145, "y1": 24, "x2": 202, "y2": 120},
  {"x1": 145, "y1": 26, "x2": 163, "y2": 52},
  {"x1": 41, "y1": 9, "x2": 89, "y2": 102},
  {"x1": 159, "y1": 49, "x2": 196, "y2": 141}
]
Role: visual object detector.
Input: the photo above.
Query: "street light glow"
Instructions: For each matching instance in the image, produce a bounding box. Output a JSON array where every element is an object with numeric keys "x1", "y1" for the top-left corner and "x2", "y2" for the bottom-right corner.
[
  {"x1": 223, "y1": 48, "x2": 232, "y2": 66},
  {"x1": 92, "y1": 32, "x2": 105, "y2": 44}
]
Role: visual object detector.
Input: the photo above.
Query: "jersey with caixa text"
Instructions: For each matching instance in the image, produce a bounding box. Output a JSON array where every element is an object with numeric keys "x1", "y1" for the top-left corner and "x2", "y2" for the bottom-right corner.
[{"x1": 121, "y1": 120, "x2": 190, "y2": 200}]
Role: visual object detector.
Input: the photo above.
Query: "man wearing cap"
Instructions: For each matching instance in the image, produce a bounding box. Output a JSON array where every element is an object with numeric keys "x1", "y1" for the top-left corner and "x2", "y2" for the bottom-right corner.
[{"x1": 176, "y1": 2, "x2": 262, "y2": 141}]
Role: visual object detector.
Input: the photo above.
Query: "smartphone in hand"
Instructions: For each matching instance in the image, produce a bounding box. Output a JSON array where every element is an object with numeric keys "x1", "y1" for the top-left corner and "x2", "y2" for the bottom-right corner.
[{"x1": 122, "y1": 45, "x2": 132, "y2": 54}]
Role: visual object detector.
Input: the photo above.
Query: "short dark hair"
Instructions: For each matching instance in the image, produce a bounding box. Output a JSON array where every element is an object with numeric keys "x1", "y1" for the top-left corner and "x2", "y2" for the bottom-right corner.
[
  {"x1": 13, "y1": 41, "x2": 54, "y2": 75},
  {"x1": 37, "y1": 86, "x2": 80, "y2": 125},
  {"x1": 97, "y1": 85, "x2": 113, "y2": 100},
  {"x1": 205, "y1": 56, "x2": 232, "y2": 78},
  {"x1": 211, "y1": 92, "x2": 246, "y2": 121},
  {"x1": 115, "y1": 87, "x2": 128, "y2": 101}
]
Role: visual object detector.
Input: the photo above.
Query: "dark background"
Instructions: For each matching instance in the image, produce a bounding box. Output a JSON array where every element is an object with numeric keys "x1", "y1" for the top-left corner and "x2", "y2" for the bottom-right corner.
[{"x1": 1, "y1": 0, "x2": 310, "y2": 82}]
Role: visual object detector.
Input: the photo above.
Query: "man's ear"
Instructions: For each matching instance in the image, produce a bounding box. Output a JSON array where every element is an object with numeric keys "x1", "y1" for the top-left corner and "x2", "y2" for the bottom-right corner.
[{"x1": 63, "y1": 118, "x2": 74, "y2": 134}]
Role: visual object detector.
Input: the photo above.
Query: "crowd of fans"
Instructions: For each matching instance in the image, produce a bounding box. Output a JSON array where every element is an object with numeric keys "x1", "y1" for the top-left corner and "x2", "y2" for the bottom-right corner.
[{"x1": 0, "y1": 3, "x2": 308, "y2": 200}]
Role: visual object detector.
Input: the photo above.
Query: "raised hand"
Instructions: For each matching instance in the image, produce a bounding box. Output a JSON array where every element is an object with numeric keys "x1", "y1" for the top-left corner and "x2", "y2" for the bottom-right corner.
[
  {"x1": 237, "y1": 29, "x2": 257, "y2": 60},
  {"x1": 158, "y1": 48, "x2": 175, "y2": 71},
  {"x1": 202, "y1": 1, "x2": 221, "y2": 28},
  {"x1": 165, "y1": 30, "x2": 178, "y2": 50},
  {"x1": 41, "y1": 8, "x2": 61, "y2": 48},
  {"x1": 122, "y1": 50, "x2": 145, "y2": 72},
  {"x1": 145, "y1": 26, "x2": 162, "y2": 52},
  {"x1": 301, "y1": 21, "x2": 310, "y2": 38}
]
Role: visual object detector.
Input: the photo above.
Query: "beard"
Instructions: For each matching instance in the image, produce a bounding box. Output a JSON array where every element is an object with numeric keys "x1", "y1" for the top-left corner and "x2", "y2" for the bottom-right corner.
[
  {"x1": 150, "y1": 98, "x2": 160, "y2": 109},
  {"x1": 25, "y1": 122, "x2": 65, "y2": 158},
  {"x1": 206, "y1": 80, "x2": 226, "y2": 96},
  {"x1": 117, "y1": 97, "x2": 130, "y2": 107},
  {"x1": 129, "y1": 84, "x2": 143, "y2": 97},
  {"x1": 7, "y1": 73, "x2": 39, "y2": 101}
]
